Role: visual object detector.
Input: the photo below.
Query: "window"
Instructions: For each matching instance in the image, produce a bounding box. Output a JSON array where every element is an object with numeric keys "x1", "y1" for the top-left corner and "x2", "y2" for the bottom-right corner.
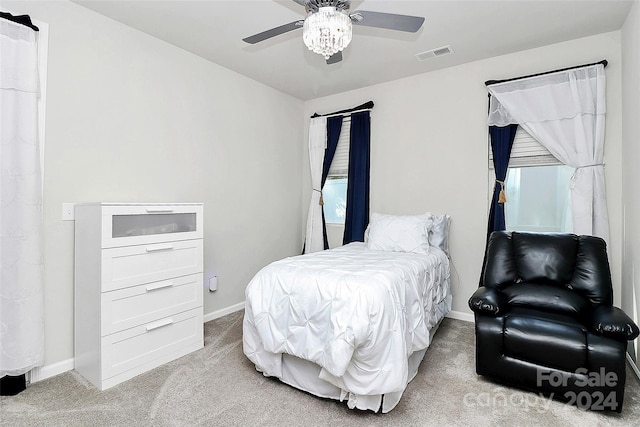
[
  {"x1": 490, "y1": 127, "x2": 573, "y2": 233},
  {"x1": 323, "y1": 177, "x2": 347, "y2": 224},
  {"x1": 504, "y1": 165, "x2": 573, "y2": 232},
  {"x1": 323, "y1": 118, "x2": 350, "y2": 224}
]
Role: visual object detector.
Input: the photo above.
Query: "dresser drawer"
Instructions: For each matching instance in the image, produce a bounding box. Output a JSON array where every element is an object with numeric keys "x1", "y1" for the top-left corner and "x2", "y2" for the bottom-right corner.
[
  {"x1": 101, "y1": 204, "x2": 203, "y2": 248},
  {"x1": 101, "y1": 273, "x2": 203, "y2": 335},
  {"x1": 101, "y1": 308, "x2": 203, "y2": 381},
  {"x1": 101, "y1": 239, "x2": 203, "y2": 292}
]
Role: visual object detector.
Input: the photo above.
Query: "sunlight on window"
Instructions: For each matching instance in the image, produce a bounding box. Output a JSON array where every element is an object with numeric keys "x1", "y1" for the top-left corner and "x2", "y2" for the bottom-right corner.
[
  {"x1": 504, "y1": 165, "x2": 574, "y2": 233},
  {"x1": 323, "y1": 177, "x2": 347, "y2": 224}
]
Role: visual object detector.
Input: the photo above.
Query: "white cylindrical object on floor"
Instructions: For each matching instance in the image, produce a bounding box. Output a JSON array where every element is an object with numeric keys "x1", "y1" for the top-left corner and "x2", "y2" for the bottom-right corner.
[{"x1": 208, "y1": 276, "x2": 218, "y2": 292}]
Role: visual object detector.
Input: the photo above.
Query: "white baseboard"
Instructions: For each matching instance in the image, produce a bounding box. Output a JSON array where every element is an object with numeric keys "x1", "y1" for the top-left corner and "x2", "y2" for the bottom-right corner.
[
  {"x1": 446, "y1": 310, "x2": 474, "y2": 323},
  {"x1": 203, "y1": 301, "x2": 245, "y2": 323},
  {"x1": 628, "y1": 353, "x2": 640, "y2": 381},
  {"x1": 28, "y1": 358, "x2": 74, "y2": 384}
]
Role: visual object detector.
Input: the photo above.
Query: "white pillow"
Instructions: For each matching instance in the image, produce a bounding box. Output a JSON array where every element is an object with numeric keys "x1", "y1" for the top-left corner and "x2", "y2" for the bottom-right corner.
[
  {"x1": 366, "y1": 213, "x2": 432, "y2": 254},
  {"x1": 427, "y1": 212, "x2": 451, "y2": 256}
]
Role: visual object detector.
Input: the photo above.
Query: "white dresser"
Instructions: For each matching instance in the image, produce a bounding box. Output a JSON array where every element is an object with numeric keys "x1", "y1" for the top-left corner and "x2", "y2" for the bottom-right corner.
[{"x1": 74, "y1": 203, "x2": 204, "y2": 390}]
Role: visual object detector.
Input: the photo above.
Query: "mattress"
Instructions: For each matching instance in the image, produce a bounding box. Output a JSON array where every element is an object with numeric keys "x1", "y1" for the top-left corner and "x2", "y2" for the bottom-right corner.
[{"x1": 243, "y1": 242, "x2": 451, "y2": 412}]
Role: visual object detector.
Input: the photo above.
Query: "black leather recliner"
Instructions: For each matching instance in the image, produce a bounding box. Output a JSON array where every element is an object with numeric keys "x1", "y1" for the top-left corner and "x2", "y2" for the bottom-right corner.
[{"x1": 469, "y1": 231, "x2": 639, "y2": 412}]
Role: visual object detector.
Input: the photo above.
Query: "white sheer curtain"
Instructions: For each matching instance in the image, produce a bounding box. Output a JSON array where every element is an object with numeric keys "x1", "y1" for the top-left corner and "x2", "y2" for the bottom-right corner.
[
  {"x1": 0, "y1": 18, "x2": 45, "y2": 377},
  {"x1": 487, "y1": 64, "x2": 609, "y2": 242},
  {"x1": 304, "y1": 117, "x2": 327, "y2": 254}
]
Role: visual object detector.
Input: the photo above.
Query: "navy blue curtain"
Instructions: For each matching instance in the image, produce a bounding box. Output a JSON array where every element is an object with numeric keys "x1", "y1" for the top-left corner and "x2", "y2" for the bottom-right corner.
[
  {"x1": 343, "y1": 111, "x2": 371, "y2": 244},
  {"x1": 487, "y1": 123, "x2": 518, "y2": 239},
  {"x1": 321, "y1": 117, "x2": 344, "y2": 249}
]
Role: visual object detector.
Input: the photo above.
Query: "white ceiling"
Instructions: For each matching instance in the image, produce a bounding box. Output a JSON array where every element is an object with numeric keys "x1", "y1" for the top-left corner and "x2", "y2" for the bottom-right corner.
[{"x1": 72, "y1": 0, "x2": 633, "y2": 101}]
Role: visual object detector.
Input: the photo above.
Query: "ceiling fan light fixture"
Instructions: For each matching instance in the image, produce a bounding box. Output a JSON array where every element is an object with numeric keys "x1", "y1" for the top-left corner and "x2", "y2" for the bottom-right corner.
[{"x1": 303, "y1": 6, "x2": 352, "y2": 60}]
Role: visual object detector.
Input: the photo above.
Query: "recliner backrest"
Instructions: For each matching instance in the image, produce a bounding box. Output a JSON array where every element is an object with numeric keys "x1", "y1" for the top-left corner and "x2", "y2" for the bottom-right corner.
[
  {"x1": 512, "y1": 232, "x2": 577, "y2": 285},
  {"x1": 482, "y1": 231, "x2": 613, "y2": 306}
]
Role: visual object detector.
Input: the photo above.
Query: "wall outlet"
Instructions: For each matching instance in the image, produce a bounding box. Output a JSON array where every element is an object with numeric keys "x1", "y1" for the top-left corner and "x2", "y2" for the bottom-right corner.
[{"x1": 62, "y1": 203, "x2": 75, "y2": 221}]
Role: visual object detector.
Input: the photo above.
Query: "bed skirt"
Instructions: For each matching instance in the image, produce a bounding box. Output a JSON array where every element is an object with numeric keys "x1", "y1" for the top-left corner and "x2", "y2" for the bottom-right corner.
[{"x1": 276, "y1": 316, "x2": 446, "y2": 413}]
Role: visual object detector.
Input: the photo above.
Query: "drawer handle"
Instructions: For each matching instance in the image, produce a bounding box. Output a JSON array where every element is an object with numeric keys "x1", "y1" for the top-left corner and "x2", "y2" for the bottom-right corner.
[
  {"x1": 146, "y1": 318, "x2": 174, "y2": 331},
  {"x1": 146, "y1": 207, "x2": 175, "y2": 213},
  {"x1": 145, "y1": 244, "x2": 174, "y2": 252},
  {"x1": 145, "y1": 281, "x2": 173, "y2": 291}
]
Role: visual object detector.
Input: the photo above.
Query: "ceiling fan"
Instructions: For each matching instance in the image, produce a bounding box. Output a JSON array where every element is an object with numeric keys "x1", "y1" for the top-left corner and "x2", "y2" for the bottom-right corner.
[{"x1": 243, "y1": 0, "x2": 425, "y2": 65}]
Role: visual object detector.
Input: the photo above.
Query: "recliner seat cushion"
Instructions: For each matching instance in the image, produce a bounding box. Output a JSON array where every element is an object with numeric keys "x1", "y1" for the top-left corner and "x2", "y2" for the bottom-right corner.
[{"x1": 502, "y1": 283, "x2": 590, "y2": 316}]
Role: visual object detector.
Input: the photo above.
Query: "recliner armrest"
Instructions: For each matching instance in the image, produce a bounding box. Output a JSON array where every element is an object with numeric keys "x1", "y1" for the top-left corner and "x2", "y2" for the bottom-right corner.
[
  {"x1": 468, "y1": 287, "x2": 507, "y2": 316},
  {"x1": 589, "y1": 306, "x2": 640, "y2": 341}
]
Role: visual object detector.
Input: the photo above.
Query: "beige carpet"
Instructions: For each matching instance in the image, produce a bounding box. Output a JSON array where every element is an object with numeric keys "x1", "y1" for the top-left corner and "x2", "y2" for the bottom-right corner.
[{"x1": 1, "y1": 311, "x2": 639, "y2": 426}]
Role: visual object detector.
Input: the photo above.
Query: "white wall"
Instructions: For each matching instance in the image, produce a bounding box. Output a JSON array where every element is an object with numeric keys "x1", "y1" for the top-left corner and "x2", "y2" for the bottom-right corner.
[
  {"x1": 5, "y1": 1, "x2": 304, "y2": 370},
  {"x1": 622, "y1": 0, "x2": 640, "y2": 365},
  {"x1": 303, "y1": 32, "x2": 624, "y2": 317}
]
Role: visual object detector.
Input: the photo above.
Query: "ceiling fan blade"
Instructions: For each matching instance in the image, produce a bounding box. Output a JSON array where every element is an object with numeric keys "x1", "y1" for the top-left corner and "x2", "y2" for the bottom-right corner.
[
  {"x1": 292, "y1": 0, "x2": 307, "y2": 7},
  {"x1": 350, "y1": 10, "x2": 425, "y2": 33},
  {"x1": 326, "y1": 51, "x2": 343, "y2": 65},
  {"x1": 243, "y1": 20, "x2": 304, "y2": 44}
]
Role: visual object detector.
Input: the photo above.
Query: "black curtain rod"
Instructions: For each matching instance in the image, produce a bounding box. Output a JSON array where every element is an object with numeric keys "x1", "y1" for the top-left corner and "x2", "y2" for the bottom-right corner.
[
  {"x1": 485, "y1": 60, "x2": 607, "y2": 86},
  {"x1": 311, "y1": 101, "x2": 374, "y2": 118},
  {"x1": 1, "y1": 11, "x2": 39, "y2": 31}
]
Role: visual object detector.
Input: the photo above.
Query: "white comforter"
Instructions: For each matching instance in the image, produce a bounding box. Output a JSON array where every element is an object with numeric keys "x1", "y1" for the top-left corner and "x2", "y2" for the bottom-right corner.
[{"x1": 243, "y1": 242, "x2": 451, "y2": 404}]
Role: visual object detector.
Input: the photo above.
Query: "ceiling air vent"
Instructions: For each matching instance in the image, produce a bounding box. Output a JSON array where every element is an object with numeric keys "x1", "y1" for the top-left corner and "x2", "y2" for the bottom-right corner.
[{"x1": 415, "y1": 45, "x2": 453, "y2": 62}]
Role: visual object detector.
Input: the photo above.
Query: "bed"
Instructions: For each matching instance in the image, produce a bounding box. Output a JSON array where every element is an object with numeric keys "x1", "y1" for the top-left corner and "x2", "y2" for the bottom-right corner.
[{"x1": 243, "y1": 212, "x2": 451, "y2": 413}]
